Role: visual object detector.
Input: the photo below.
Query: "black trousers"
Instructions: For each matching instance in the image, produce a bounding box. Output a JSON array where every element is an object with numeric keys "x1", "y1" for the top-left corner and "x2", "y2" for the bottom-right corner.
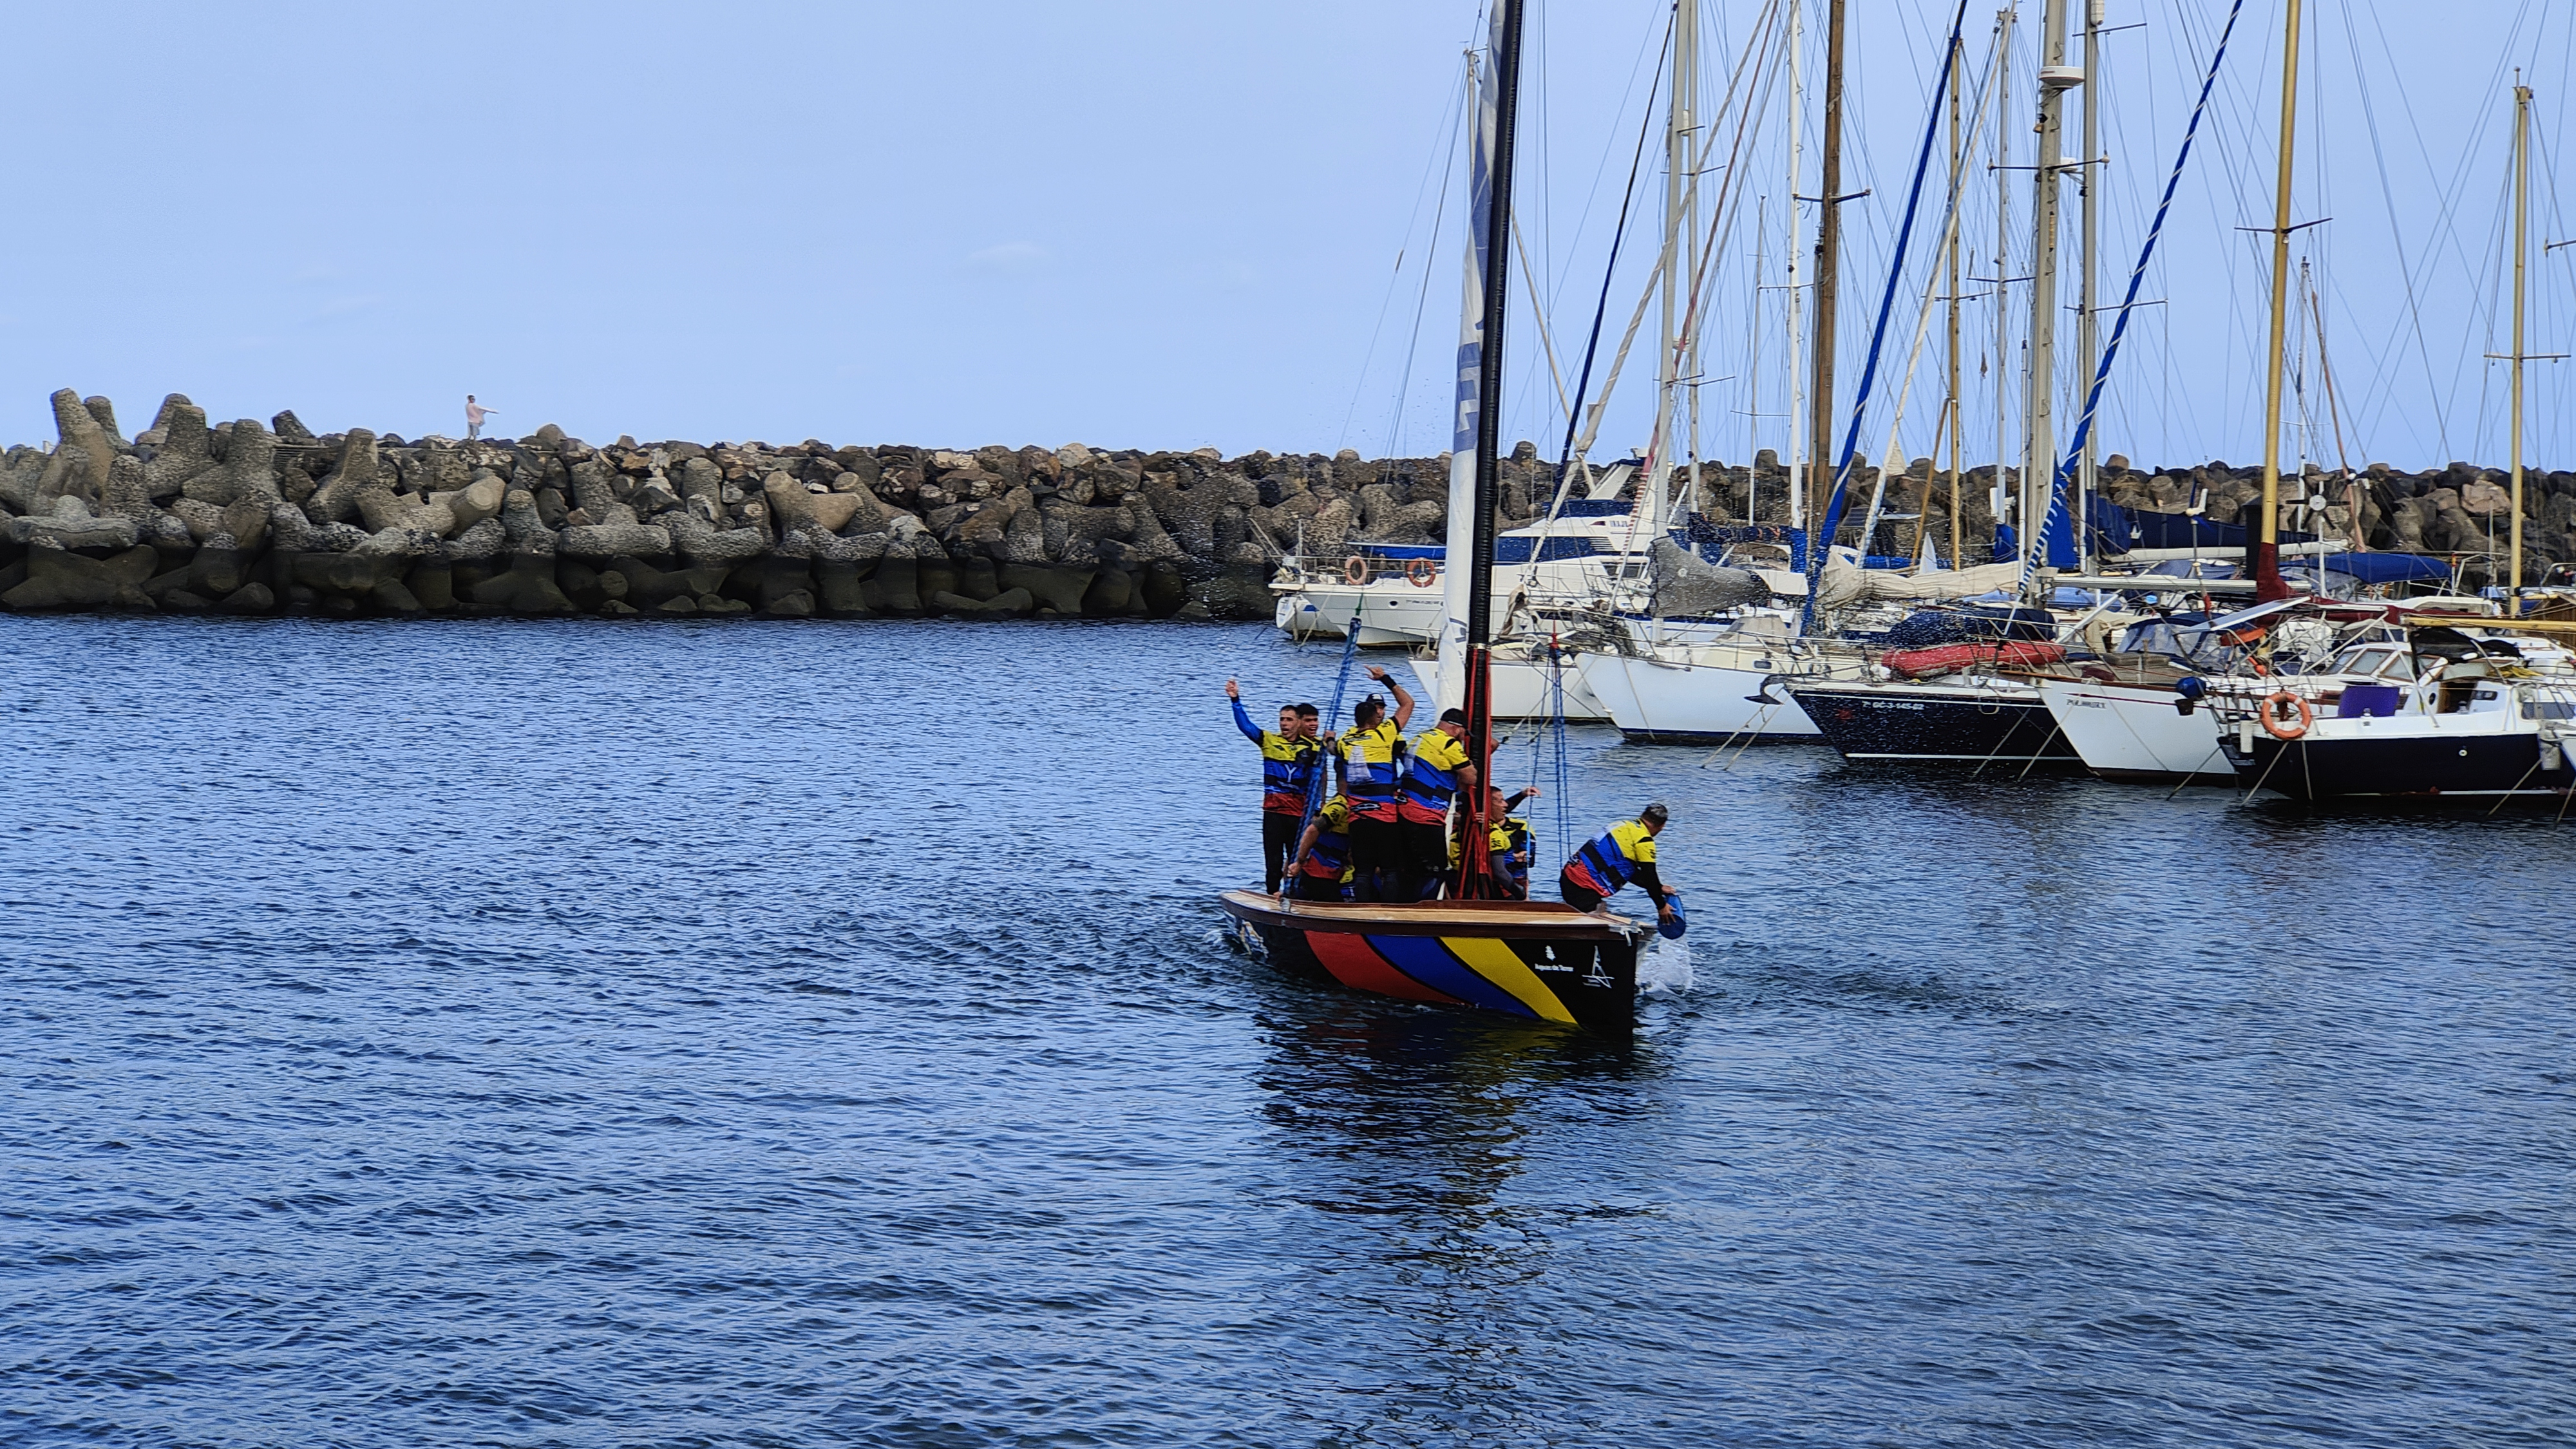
[
  {"x1": 1559, "y1": 874, "x2": 1605, "y2": 913},
  {"x1": 1262, "y1": 810, "x2": 1302, "y2": 893},
  {"x1": 1397, "y1": 819, "x2": 1451, "y2": 900},
  {"x1": 1347, "y1": 816, "x2": 1401, "y2": 901},
  {"x1": 1291, "y1": 871, "x2": 1345, "y2": 902}
]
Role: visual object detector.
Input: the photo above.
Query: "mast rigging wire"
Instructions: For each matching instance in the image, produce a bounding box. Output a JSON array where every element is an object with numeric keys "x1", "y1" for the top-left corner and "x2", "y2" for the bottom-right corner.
[
  {"x1": 1799, "y1": 0, "x2": 1974, "y2": 632},
  {"x1": 2023, "y1": 0, "x2": 2248, "y2": 594}
]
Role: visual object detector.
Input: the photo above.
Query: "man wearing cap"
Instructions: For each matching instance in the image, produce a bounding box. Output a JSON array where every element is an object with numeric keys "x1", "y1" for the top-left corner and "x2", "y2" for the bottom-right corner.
[
  {"x1": 1560, "y1": 802, "x2": 1680, "y2": 930},
  {"x1": 1336, "y1": 665, "x2": 1414, "y2": 901},
  {"x1": 1394, "y1": 705, "x2": 1478, "y2": 900}
]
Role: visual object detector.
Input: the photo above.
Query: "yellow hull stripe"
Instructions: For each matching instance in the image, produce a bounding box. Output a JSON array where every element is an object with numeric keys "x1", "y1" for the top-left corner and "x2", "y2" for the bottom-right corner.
[{"x1": 1441, "y1": 935, "x2": 1577, "y2": 1025}]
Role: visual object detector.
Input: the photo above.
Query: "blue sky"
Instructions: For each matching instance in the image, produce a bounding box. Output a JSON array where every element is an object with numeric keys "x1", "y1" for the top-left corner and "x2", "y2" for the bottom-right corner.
[{"x1": 1, "y1": 1, "x2": 2568, "y2": 470}]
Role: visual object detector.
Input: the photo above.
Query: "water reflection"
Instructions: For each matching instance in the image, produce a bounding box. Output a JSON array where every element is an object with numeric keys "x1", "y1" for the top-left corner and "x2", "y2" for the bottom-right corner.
[{"x1": 1247, "y1": 998, "x2": 1651, "y2": 1443}]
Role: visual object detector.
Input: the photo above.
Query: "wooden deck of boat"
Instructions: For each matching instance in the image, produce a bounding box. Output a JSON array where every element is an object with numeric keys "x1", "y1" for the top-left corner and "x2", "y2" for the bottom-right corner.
[{"x1": 1217, "y1": 889, "x2": 1647, "y2": 942}]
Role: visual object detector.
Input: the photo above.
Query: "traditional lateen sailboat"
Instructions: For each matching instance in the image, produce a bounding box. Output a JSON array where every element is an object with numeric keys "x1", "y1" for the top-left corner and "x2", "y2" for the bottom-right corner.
[{"x1": 1220, "y1": 0, "x2": 1651, "y2": 1034}]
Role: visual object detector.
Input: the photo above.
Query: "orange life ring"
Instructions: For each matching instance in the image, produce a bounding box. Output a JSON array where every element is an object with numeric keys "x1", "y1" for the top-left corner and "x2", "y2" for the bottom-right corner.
[
  {"x1": 2259, "y1": 690, "x2": 2313, "y2": 741},
  {"x1": 1343, "y1": 554, "x2": 1371, "y2": 585},
  {"x1": 1406, "y1": 558, "x2": 1438, "y2": 588}
]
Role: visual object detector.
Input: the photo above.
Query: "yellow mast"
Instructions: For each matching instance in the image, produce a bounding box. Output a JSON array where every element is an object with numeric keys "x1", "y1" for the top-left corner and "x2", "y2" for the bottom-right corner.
[{"x1": 2253, "y1": 0, "x2": 2302, "y2": 601}]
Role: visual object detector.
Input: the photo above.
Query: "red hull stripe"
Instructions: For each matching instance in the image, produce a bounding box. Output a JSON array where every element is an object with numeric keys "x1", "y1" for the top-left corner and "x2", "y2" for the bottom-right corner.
[
  {"x1": 1366, "y1": 934, "x2": 1539, "y2": 1020},
  {"x1": 1307, "y1": 932, "x2": 1465, "y2": 1006}
]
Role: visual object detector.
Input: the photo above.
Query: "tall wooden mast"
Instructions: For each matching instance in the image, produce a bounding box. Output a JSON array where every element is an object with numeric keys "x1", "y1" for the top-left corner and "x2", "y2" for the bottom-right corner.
[
  {"x1": 1807, "y1": 0, "x2": 1848, "y2": 542},
  {"x1": 2251, "y1": 0, "x2": 2303, "y2": 602}
]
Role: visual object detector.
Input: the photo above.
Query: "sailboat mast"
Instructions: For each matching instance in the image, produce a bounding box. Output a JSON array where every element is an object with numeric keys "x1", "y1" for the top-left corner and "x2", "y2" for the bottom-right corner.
[
  {"x1": 2252, "y1": 0, "x2": 2303, "y2": 602},
  {"x1": 1458, "y1": 0, "x2": 1527, "y2": 895},
  {"x1": 1653, "y1": 0, "x2": 1698, "y2": 530},
  {"x1": 1991, "y1": 6, "x2": 2015, "y2": 552},
  {"x1": 1808, "y1": 0, "x2": 1848, "y2": 549},
  {"x1": 2076, "y1": 0, "x2": 2102, "y2": 574},
  {"x1": 2510, "y1": 79, "x2": 2532, "y2": 617},
  {"x1": 1947, "y1": 31, "x2": 1965, "y2": 569},
  {"x1": 2023, "y1": 0, "x2": 2072, "y2": 575}
]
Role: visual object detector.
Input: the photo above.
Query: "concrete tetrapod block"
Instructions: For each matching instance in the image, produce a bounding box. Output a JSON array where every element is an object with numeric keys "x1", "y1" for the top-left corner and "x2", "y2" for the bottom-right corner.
[
  {"x1": 929, "y1": 587, "x2": 1033, "y2": 617},
  {"x1": 467, "y1": 551, "x2": 576, "y2": 614},
  {"x1": 813, "y1": 561, "x2": 872, "y2": 616},
  {"x1": 868, "y1": 556, "x2": 921, "y2": 614},
  {"x1": 999, "y1": 563, "x2": 1095, "y2": 616},
  {"x1": 608, "y1": 555, "x2": 732, "y2": 610},
  {"x1": 9, "y1": 497, "x2": 138, "y2": 551},
  {"x1": 48, "y1": 389, "x2": 113, "y2": 498},
  {"x1": 4, "y1": 543, "x2": 158, "y2": 610}
]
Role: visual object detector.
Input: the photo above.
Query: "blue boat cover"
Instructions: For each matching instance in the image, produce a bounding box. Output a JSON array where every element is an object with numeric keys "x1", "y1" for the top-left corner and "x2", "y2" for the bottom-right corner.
[{"x1": 2320, "y1": 552, "x2": 2452, "y2": 585}]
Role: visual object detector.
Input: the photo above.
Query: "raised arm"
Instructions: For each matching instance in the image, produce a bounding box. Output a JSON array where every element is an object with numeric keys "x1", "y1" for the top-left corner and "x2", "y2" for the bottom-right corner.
[
  {"x1": 1226, "y1": 679, "x2": 1263, "y2": 743},
  {"x1": 1368, "y1": 666, "x2": 1416, "y2": 730}
]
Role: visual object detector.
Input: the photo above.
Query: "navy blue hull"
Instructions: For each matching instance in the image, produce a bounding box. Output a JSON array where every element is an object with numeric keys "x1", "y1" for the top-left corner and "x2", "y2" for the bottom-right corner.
[
  {"x1": 2224, "y1": 731, "x2": 2572, "y2": 801},
  {"x1": 1790, "y1": 682, "x2": 2085, "y2": 770}
]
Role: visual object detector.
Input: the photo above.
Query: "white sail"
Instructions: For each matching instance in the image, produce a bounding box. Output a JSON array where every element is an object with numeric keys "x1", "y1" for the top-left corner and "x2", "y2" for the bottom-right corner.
[{"x1": 1435, "y1": 7, "x2": 1508, "y2": 714}]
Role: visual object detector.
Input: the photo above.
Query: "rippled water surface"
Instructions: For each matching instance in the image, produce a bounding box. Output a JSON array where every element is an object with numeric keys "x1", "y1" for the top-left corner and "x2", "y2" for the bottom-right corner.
[{"x1": 3, "y1": 616, "x2": 2571, "y2": 1448}]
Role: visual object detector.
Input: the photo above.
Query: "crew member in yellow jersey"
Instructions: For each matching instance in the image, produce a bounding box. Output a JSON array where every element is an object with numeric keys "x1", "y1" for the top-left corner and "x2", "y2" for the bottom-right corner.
[
  {"x1": 1396, "y1": 707, "x2": 1477, "y2": 900},
  {"x1": 1559, "y1": 802, "x2": 1680, "y2": 930},
  {"x1": 1336, "y1": 665, "x2": 1414, "y2": 901},
  {"x1": 1226, "y1": 678, "x2": 1323, "y2": 892},
  {"x1": 1446, "y1": 785, "x2": 1537, "y2": 898}
]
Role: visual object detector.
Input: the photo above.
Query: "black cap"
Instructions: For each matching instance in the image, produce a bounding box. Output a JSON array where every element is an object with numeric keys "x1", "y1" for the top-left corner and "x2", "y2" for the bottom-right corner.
[{"x1": 1439, "y1": 707, "x2": 1468, "y2": 726}]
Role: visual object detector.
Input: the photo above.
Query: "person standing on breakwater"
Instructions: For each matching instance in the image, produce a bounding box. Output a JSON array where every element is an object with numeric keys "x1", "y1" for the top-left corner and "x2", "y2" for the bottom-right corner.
[
  {"x1": 1396, "y1": 707, "x2": 1477, "y2": 900},
  {"x1": 464, "y1": 395, "x2": 496, "y2": 440},
  {"x1": 1226, "y1": 680, "x2": 1324, "y2": 893},
  {"x1": 1560, "y1": 802, "x2": 1680, "y2": 930},
  {"x1": 1337, "y1": 667, "x2": 1414, "y2": 902}
]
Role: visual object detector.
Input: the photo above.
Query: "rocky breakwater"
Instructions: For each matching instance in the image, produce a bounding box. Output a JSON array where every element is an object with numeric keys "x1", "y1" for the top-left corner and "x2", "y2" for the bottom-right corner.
[
  {"x1": 0, "y1": 390, "x2": 1550, "y2": 621},
  {"x1": 1698, "y1": 450, "x2": 2576, "y2": 582}
]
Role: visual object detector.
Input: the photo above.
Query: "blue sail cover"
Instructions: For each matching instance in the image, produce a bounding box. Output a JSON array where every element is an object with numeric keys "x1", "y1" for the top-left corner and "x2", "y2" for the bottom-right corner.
[{"x1": 2320, "y1": 552, "x2": 2452, "y2": 585}]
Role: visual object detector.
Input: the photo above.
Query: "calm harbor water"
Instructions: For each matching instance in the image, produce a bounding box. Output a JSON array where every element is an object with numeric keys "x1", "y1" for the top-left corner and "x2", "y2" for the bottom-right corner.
[{"x1": 3, "y1": 616, "x2": 2570, "y2": 1448}]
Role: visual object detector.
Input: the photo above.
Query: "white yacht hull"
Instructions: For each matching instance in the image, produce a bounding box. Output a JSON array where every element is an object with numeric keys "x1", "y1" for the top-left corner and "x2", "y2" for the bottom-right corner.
[
  {"x1": 2034, "y1": 677, "x2": 2234, "y2": 784},
  {"x1": 1274, "y1": 585, "x2": 1446, "y2": 647},
  {"x1": 1573, "y1": 648, "x2": 1823, "y2": 743},
  {"x1": 1405, "y1": 652, "x2": 1609, "y2": 722}
]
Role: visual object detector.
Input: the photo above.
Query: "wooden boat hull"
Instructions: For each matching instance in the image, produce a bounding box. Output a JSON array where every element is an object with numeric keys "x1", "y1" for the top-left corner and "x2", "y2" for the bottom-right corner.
[{"x1": 1218, "y1": 890, "x2": 1643, "y2": 1033}]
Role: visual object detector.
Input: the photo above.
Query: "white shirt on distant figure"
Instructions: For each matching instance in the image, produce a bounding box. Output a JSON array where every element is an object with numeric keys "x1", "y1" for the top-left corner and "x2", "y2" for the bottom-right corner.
[{"x1": 465, "y1": 395, "x2": 495, "y2": 439}]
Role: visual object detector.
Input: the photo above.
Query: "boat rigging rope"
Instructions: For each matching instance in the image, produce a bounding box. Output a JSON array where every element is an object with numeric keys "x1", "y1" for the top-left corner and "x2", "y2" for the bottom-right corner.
[
  {"x1": 1291, "y1": 613, "x2": 1368, "y2": 869},
  {"x1": 2019, "y1": 0, "x2": 2247, "y2": 603},
  {"x1": 1800, "y1": 0, "x2": 1975, "y2": 634}
]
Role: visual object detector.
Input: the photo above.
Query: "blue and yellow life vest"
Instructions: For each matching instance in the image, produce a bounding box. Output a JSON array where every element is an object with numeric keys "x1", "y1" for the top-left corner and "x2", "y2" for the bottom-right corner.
[
  {"x1": 1233, "y1": 700, "x2": 1319, "y2": 813},
  {"x1": 1564, "y1": 819, "x2": 1656, "y2": 896},
  {"x1": 1340, "y1": 721, "x2": 1405, "y2": 822},
  {"x1": 1398, "y1": 728, "x2": 1470, "y2": 824},
  {"x1": 1299, "y1": 796, "x2": 1356, "y2": 881}
]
